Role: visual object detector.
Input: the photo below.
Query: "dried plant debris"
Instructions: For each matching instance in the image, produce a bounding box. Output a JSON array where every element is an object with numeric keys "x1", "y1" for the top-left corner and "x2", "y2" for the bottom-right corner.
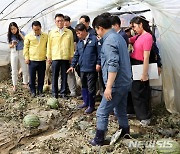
[{"x1": 0, "y1": 79, "x2": 179, "y2": 153}]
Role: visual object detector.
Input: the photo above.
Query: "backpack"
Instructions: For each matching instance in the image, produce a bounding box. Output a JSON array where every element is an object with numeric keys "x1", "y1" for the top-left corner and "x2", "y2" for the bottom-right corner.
[{"x1": 136, "y1": 34, "x2": 162, "y2": 67}]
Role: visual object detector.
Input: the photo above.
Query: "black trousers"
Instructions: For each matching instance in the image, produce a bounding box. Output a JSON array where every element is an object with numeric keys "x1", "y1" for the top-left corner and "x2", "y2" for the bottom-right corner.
[
  {"x1": 131, "y1": 80, "x2": 151, "y2": 120},
  {"x1": 29, "y1": 60, "x2": 46, "y2": 94},
  {"x1": 99, "y1": 70, "x2": 105, "y2": 91},
  {"x1": 52, "y1": 60, "x2": 69, "y2": 95},
  {"x1": 75, "y1": 64, "x2": 80, "y2": 77},
  {"x1": 127, "y1": 92, "x2": 135, "y2": 114},
  {"x1": 80, "y1": 72, "x2": 97, "y2": 94},
  {"x1": 130, "y1": 58, "x2": 151, "y2": 120}
]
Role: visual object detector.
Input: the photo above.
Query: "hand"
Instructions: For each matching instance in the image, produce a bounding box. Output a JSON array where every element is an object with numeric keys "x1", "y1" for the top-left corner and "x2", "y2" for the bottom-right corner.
[
  {"x1": 96, "y1": 64, "x2": 101, "y2": 72},
  {"x1": 158, "y1": 67, "x2": 162, "y2": 76},
  {"x1": 47, "y1": 59, "x2": 52, "y2": 64},
  {"x1": 97, "y1": 35, "x2": 101, "y2": 40},
  {"x1": 66, "y1": 67, "x2": 74, "y2": 73},
  {"x1": 12, "y1": 40, "x2": 18, "y2": 46},
  {"x1": 104, "y1": 86, "x2": 112, "y2": 101},
  {"x1": 25, "y1": 59, "x2": 30, "y2": 64},
  {"x1": 140, "y1": 74, "x2": 148, "y2": 81}
]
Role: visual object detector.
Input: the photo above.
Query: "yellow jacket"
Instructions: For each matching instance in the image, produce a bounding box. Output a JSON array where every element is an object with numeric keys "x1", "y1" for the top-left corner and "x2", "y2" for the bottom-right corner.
[
  {"x1": 47, "y1": 28, "x2": 74, "y2": 60},
  {"x1": 23, "y1": 32, "x2": 48, "y2": 61}
]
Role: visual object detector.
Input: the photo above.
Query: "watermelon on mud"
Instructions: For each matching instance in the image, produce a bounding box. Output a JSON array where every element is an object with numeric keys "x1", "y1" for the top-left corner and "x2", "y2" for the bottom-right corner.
[
  {"x1": 47, "y1": 98, "x2": 59, "y2": 109},
  {"x1": 23, "y1": 114, "x2": 40, "y2": 128}
]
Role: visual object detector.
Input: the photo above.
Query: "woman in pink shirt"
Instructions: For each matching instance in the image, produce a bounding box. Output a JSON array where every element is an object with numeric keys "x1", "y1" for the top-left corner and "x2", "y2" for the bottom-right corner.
[{"x1": 129, "y1": 16, "x2": 153, "y2": 126}]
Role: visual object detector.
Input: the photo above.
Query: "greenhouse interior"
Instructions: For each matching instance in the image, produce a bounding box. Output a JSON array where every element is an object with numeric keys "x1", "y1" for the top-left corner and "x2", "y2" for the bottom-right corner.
[{"x1": 0, "y1": 0, "x2": 179, "y2": 153}]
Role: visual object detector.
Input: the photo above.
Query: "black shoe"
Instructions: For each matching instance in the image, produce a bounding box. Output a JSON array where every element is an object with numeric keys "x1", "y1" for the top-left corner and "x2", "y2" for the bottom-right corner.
[
  {"x1": 85, "y1": 107, "x2": 95, "y2": 114},
  {"x1": 37, "y1": 91, "x2": 45, "y2": 97},
  {"x1": 52, "y1": 93, "x2": 58, "y2": 98},
  {"x1": 119, "y1": 126, "x2": 131, "y2": 139},
  {"x1": 31, "y1": 93, "x2": 36, "y2": 98},
  {"x1": 60, "y1": 94, "x2": 68, "y2": 99},
  {"x1": 89, "y1": 129, "x2": 105, "y2": 146},
  {"x1": 78, "y1": 103, "x2": 88, "y2": 109}
]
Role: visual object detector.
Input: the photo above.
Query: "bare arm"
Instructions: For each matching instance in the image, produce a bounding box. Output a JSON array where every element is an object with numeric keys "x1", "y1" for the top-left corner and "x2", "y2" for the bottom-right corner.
[
  {"x1": 9, "y1": 43, "x2": 15, "y2": 48},
  {"x1": 106, "y1": 72, "x2": 117, "y2": 89},
  {"x1": 141, "y1": 51, "x2": 150, "y2": 81}
]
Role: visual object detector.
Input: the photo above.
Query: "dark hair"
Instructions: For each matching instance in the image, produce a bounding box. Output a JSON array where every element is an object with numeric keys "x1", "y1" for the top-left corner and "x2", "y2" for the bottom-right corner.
[
  {"x1": 32, "y1": 21, "x2": 41, "y2": 28},
  {"x1": 75, "y1": 23, "x2": 87, "y2": 32},
  {"x1": 124, "y1": 27, "x2": 132, "y2": 32},
  {"x1": 101, "y1": 12, "x2": 111, "y2": 18},
  {"x1": 55, "y1": 13, "x2": 64, "y2": 19},
  {"x1": 92, "y1": 15, "x2": 111, "y2": 29},
  {"x1": 80, "y1": 15, "x2": 90, "y2": 22},
  {"x1": 110, "y1": 16, "x2": 121, "y2": 26},
  {"x1": 64, "y1": 15, "x2": 71, "y2": 22},
  {"x1": 130, "y1": 16, "x2": 152, "y2": 34},
  {"x1": 7, "y1": 22, "x2": 23, "y2": 43}
]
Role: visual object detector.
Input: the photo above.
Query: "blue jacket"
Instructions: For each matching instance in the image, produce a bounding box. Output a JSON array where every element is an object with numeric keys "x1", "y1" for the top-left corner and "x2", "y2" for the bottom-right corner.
[
  {"x1": 87, "y1": 26, "x2": 96, "y2": 36},
  {"x1": 71, "y1": 33, "x2": 101, "y2": 72},
  {"x1": 11, "y1": 31, "x2": 25, "y2": 50},
  {"x1": 101, "y1": 29, "x2": 132, "y2": 88},
  {"x1": 119, "y1": 29, "x2": 129, "y2": 47}
]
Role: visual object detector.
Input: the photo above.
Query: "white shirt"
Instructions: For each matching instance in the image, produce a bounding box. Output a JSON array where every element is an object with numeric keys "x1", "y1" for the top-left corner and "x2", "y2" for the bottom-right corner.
[
  {"x1": 117, "y1": 29, "x2": 121, "y2": 33},
  {"x1": 83, "y1": 33, "x2": 90, "y2": 45},
  {"x1": 36, "y1": 35, "x2": 41, "y2": 41},
  {"x1": 59, "y1": 27, "x2": 64, "y2": 34},
  {"x1": 33, "y1": 32, "x2": 41, "y2": 41}
]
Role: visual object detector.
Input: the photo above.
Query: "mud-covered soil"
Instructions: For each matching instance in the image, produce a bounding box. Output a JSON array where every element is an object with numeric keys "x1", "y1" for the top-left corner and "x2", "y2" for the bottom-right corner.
[{"x1": 0, "y1": 79, "x2": 179, "y2": 154}]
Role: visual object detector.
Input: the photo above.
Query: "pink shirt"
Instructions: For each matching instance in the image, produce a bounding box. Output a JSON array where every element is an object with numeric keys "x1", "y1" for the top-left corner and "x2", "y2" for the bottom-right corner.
[{"x1": 130, "y1": 33, "x2": 153, "y2": 61}]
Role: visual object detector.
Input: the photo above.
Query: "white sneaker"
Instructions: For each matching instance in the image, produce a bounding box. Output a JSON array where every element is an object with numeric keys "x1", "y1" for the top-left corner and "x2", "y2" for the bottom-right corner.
[
  {"x1": 140, "y1": 119, "x2": 151, "y2": 126},
  {"x1": 70, "y1": 92, "x2": 76, "y2": 97}
]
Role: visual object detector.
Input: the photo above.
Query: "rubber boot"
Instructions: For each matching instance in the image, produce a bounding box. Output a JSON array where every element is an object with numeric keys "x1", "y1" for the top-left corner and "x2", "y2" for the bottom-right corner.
[
  {"x1": 119, "y1": 126, "x2": 131, "y2": 139},
  {"x1": 85, "y1": 92, "x2": 95, "y2": 114},
  {"x1": 89, "y1": 129, "x2": 105, "y2": 146},
  {"x1": 78, "y1": 88, "x2": 89, "y2": 108}
]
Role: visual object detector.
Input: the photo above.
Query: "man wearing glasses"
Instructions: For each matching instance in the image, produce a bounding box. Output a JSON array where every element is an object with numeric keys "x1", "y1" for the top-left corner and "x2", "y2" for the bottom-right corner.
[{"x1": 47, "y1": 13, "x2": 74, "y2": 98}]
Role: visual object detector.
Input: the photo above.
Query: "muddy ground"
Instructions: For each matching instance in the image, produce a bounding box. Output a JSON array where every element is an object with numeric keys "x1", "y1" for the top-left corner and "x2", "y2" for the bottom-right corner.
[{"x1": 0, "y1": 79, "x2": 179, "y2": 154}]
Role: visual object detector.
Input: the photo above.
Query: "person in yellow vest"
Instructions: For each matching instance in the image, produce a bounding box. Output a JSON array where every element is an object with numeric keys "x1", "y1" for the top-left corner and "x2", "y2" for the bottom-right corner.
[
  {"x1": 23, "y1": 21, "x2": 48, "y2": 97},
  {"x1": 47, "y1": 13, "x2": 74, "y2": 99}
]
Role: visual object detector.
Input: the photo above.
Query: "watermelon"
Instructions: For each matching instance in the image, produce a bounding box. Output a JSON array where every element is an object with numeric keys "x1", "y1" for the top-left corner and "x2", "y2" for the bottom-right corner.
[
  {"x1": 156, "y1": 138, "x2": 180, "y2": 154},
  {"x1": 23, "y1": 114, "x2": 40, "y2": 128},
  {"x1": 47, "y1": 98, "x2": 59, "y2": 109}
]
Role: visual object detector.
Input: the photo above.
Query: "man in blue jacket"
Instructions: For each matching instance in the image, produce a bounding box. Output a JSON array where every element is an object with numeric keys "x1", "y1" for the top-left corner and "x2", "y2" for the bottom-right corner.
[
  {"x1": 110, "y1": 15, "x2": 129, "y2": 47},
  {"x1": 79, "y1": 15, "x2": 96, "y2": 36},
  {"x1": 90, "y1": 14, "x2": 132, "y2": 146},
  {"x1": 67, "y1": 23, "x2": 101, "y2": 114}
]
